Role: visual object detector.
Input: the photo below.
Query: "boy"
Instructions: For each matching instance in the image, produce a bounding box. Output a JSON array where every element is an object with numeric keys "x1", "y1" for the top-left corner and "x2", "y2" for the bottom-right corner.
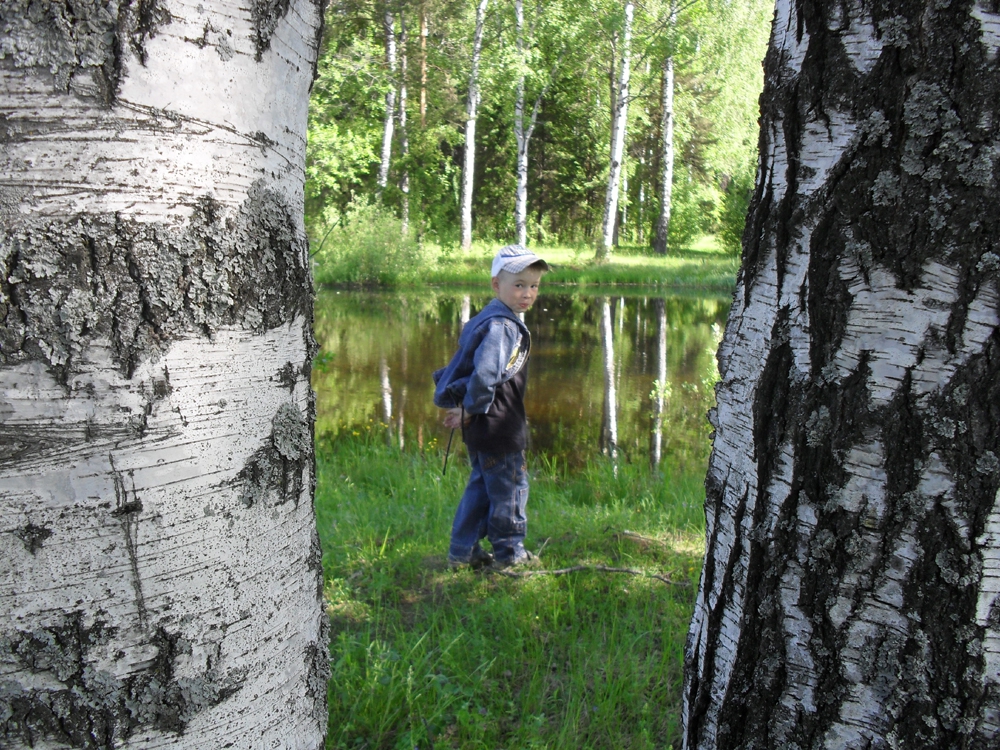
[{"x1": 432, "y1": 244, "x2": 549, "y2": 570}]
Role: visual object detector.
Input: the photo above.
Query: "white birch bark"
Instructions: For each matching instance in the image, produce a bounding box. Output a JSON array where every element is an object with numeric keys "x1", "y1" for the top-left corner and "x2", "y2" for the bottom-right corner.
[
  {"x1": 598, "y1": 0, "x2": 633, "y2": 259},
  {"x1": 459, "y1": 0, "x2": 490, "y2": 251},
  {"x1": 513, "y1": 0, "x2": 532, "y2": 247},
  {"x1": 684, "y1": 2, "x2": 1000, "y2": 747},
  {"x1": 513, "y1": 0, "x2": 558, "y2": 247},
  {"x1": 377, "y1": 8, "x2": 398, "y2": 197},
  {"x1": 653, "y1": 53, "x2": 675, "y2": 255},
  {"x1": 419, "y1": 8, "x2": 429, "y2": 128},
  {"x1": 398, "y1": 12, "x2": 411, "y2": 235},
  {"x1": 0, "y1": 1, "x2": 327, "y2": 747}
]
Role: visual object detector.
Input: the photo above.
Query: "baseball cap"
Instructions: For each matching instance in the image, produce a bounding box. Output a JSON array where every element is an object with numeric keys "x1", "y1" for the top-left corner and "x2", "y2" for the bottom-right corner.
[{"x1": 490, "y1": 244, "x2": 550, "y2": 277}]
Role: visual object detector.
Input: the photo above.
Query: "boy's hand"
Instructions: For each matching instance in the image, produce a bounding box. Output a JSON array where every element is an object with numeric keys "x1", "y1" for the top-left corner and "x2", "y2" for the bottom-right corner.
[{"x1": 442, "y1": 408, "x2": 468, "y2": 429}]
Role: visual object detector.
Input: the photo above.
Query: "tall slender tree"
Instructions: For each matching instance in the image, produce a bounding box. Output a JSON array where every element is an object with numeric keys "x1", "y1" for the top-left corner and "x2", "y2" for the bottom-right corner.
[
  {"x1": 0, "y1": 0, "x2": 328, "y2": 746},
  {"x1": 377, "y1": 5, "x2": 398, "y2": 196},
  {"x1": 598, "y1": 0, "x2": 634, "y2": 259},
  {"x1": 684, "y1": 2, "x2": 1000, "y2": 747},
  {"x1": 399, "y1": 10, "x2": 411, "y2": 232},
  {"x1": 459, "y1": 0, "x2": 490, "y2": 250},
  {"x1": 652, "y1": 3, "x2": 677, "y2": 255}
]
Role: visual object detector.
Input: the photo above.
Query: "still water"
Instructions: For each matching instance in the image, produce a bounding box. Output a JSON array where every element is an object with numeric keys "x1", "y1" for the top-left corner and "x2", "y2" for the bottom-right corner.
[{"x1": 312, "y1": 288, "x2": 729, "y2": 470}]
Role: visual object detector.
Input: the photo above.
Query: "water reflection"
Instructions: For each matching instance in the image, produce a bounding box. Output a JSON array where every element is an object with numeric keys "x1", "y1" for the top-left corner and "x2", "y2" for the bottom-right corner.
[{"x1": 312, "y1": 288, "x2": 728, "y2": 470}]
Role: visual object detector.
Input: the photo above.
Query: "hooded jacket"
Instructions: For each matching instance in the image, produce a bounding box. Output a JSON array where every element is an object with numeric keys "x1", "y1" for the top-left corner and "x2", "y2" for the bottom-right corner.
[{"x1": 432, "y1": 298, "x2": 531, "y2": 452}]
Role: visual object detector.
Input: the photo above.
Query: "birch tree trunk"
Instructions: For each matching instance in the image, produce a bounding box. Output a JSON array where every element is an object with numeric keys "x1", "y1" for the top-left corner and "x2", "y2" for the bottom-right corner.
[
  {"x1": 684, "y1": 2, "x2": 1000, "y2": 748},
  {"x1": 637, "y1": 152, "x2": 646, "y2": 244},
  {"x1": 377, "y1": 8, "x2": 398, "y2": 197},
  {"x1": 652, "y1": 53, "x2": 675, "y2": 255},
  {"x1": 0, "y1": 1, "x2": 328, "y2": 747},
  {"x1": 459, "y1": 0, "x2": 489, "y2": 251},
  {"x1": 598, "y1": 0, "x2": 633, "y2": 260},
  {"x1": 420, "y1": 7, "x2": 428, "y2": 128},
  {"x1": 399, "y1": 11, "x2": 411, "y2": 234},
  {"x1": 513, "y1": 0, "x2": 557, "y2": 247},
  {"x1": 514, "y1": 0, "x2": 532, "y2": 247}
]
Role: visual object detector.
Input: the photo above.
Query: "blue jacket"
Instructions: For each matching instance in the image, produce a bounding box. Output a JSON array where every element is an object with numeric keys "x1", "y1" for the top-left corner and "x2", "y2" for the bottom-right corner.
[{"x1": 433, "y1": 298, "x2": 530, "y2": 415}]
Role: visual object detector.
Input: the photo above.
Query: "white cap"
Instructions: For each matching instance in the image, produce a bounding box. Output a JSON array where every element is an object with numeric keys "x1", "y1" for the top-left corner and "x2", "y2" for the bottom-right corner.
[{"x1": 490, "y1": 244, "x2": 550, "y2": 277}]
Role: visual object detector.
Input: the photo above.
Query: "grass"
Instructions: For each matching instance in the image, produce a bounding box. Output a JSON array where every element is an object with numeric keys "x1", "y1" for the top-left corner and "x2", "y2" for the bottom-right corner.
[
  {"x1": 313, "y1": 230, "x2": 739, "y2": 292},
  {"x1": 316, "y1": 429, "x2": 706, "y2": 749}
]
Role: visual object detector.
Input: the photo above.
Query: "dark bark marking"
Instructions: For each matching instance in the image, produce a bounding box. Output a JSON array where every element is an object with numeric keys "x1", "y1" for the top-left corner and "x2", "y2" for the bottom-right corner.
[
  {"x1": 238, "y1": 401, "x2": 310, "y2": 509},
  {"x1": 251, "y1": 0, "x2": 293, "y2": 60},
  {"x1": 0, "y1": 614, "x2": 243, "y2": 748},
  {"x1": 1, "y1": 181, "x2": 310, "y2": 381},
  {"x1": 304, "y1": 612, "x2": 331, "y2": 726},
  {"x1": 14, "y1": 523, "x2": 53, "y2": 555},
  {"x1": 685, "y1": 479, "x2": 753, "y2": 749},
  {"x1": 277, "y1": 361, "x2": 298, "y2": 390},
  {"x1": 808, "y1": 215, "x2": 854, "y2": 375},
  {"x1": 111, "y1": 455, "x2": 147, "y2": 629},
  {"x1": 0, "y1": 0, "x2": 170, "y2": 105}
]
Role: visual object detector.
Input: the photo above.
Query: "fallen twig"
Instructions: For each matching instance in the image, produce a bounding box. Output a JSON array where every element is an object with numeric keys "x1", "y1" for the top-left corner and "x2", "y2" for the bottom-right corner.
[{"x1": 492, "y1": 564, "x2": 688, "y2": 587}]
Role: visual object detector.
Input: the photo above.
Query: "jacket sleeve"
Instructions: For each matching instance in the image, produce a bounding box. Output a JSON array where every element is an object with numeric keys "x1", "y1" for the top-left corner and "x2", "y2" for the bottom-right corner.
[
  {"x1": 463, "y1": 319, "x2": 520, "y2": 414},
  {"x1": 432, "y1": 367, "x2": 469, "y2": 408}
]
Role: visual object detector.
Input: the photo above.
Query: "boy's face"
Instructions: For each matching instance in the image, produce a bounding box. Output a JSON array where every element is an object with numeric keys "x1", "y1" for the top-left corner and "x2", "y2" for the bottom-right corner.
[{"x1": 492, "y1": 267, "x2": 543, "y2": 314}]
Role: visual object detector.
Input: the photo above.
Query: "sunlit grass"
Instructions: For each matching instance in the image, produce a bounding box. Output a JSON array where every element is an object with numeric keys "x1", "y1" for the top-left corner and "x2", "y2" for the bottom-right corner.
[
  {"x1": 424, "y1": 240, "x2": 739, "y2": 291},
  {"x1": 316, "y1": 430, "x2": 706, "y2": 749},
  {"x1": 312, "y1": 233, "x2": 740, "y2": 292}
]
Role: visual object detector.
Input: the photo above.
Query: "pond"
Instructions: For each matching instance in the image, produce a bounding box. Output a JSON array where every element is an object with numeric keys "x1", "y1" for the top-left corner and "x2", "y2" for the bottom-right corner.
[{"x1": 312, "y1": 288, "x2": 729, "y2": 472}]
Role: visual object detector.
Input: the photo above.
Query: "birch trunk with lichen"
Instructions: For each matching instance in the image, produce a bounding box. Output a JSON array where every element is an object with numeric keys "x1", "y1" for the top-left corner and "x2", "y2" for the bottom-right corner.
[
  {"x1": 684, "y1": 1, "x2": 1000, "y2": 748},
  {"x1": 0, "y1": 0, "x2": 328, "y2": 747}
]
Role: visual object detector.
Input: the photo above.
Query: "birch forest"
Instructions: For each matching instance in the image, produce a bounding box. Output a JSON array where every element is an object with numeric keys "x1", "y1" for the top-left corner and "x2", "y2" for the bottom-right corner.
[{"x1": 307, "y1": 0, "x2": 772, "y2": 254}]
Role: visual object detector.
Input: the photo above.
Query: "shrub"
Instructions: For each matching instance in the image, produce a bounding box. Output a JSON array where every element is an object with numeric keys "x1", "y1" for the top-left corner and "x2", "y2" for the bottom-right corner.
[{"x1": 312, "y1": 202, "x2": 423, "y2": 287}]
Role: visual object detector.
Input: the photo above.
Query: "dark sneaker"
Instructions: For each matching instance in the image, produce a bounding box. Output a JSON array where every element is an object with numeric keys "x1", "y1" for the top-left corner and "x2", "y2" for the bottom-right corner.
[
  {"x1": 448, "y1": 544, "x2": 494, "y2": 570},
  {"x1": 470, "y1": 545, "x2": 494, "y2": 570},
  {"x1": 492, "y1": 550, "x2": 539, "y2": 570}
]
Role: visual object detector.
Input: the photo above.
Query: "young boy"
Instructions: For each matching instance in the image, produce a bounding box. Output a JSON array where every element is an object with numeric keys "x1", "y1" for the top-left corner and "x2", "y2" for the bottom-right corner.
[{"x1": 432, "y1": 244, "x2": 549, "y2": 570}]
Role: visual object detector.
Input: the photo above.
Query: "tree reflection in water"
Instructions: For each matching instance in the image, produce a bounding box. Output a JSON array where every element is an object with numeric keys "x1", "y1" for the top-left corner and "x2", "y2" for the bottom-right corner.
[{"x1": 313, "y1": 289, "x2": 726, "y2": 472}]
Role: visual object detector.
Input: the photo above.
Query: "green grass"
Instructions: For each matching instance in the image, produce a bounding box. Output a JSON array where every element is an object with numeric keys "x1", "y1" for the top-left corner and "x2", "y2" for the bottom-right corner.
[
  {"x1": 316, "y1": 430, "x2": 706, "y2": 749},
  {"x1": 313, "y1": 233, "x2": 739, "y2": 292}
]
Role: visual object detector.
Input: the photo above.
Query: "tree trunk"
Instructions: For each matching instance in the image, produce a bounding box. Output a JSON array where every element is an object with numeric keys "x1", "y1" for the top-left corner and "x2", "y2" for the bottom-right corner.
[
  {"x1": 0, "y1": 1, "x2": 327, "y2": 747},
  {"x1": 598, "y1": 1, "x2": 633, "y2": 260},
  {"x1": 399, "y1": 11, "x2": 411, "y2": 234},
  {"x1": 684, "y1": 2, "x2": 1000, "y2": 748},
  {"x1": 378, "y1": 8, "x2": 398, "y2": 197},
  {"x1": 514, "y1": 0, "x2": 529, "y2": 247},
  {"x1": 653, "y1": 53, "x2": 675, "y2": 255},
  {"x1": 459, "y1": 0, "x2": 489, "y2": 251},
  {"x1": 420, "y1": 6, "x2": 428, "y2": 129},
  {"x1": 620, "y1": 161, "x2": 628, "y2": 239},
  {"x1": 637, "y1": 152, "x2": 646, "y2": 244}
]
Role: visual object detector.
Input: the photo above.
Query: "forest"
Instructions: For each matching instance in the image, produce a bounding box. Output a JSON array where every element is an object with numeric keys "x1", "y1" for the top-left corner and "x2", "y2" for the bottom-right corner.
[{"x1": 306, "y1": 0, "x2": 772, "y2": 257}]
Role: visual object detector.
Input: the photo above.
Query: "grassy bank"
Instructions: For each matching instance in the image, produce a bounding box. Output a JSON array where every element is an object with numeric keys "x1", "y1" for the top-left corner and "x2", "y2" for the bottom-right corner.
[
  {"x1": 316, "y1": 430, "x2": 706, "y2": 749},
  {"x1": 309, "y1": 206, "x2": 739, "y2": 291},
  {"x1": 422, "y1": 240, "x2": 739, "y2": 290}
]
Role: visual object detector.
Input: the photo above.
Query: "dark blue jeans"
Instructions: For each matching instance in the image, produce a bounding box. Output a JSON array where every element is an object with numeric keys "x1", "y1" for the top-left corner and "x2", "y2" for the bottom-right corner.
[{"x1": 449, "y1": 450, "x2": 529, "y2": 564}]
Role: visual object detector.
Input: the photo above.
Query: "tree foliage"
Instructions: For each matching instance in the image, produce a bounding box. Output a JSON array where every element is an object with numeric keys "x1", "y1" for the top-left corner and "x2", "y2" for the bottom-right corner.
[{"x1": 307, "y1": 0, "x2": 771, "y2": 250}]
